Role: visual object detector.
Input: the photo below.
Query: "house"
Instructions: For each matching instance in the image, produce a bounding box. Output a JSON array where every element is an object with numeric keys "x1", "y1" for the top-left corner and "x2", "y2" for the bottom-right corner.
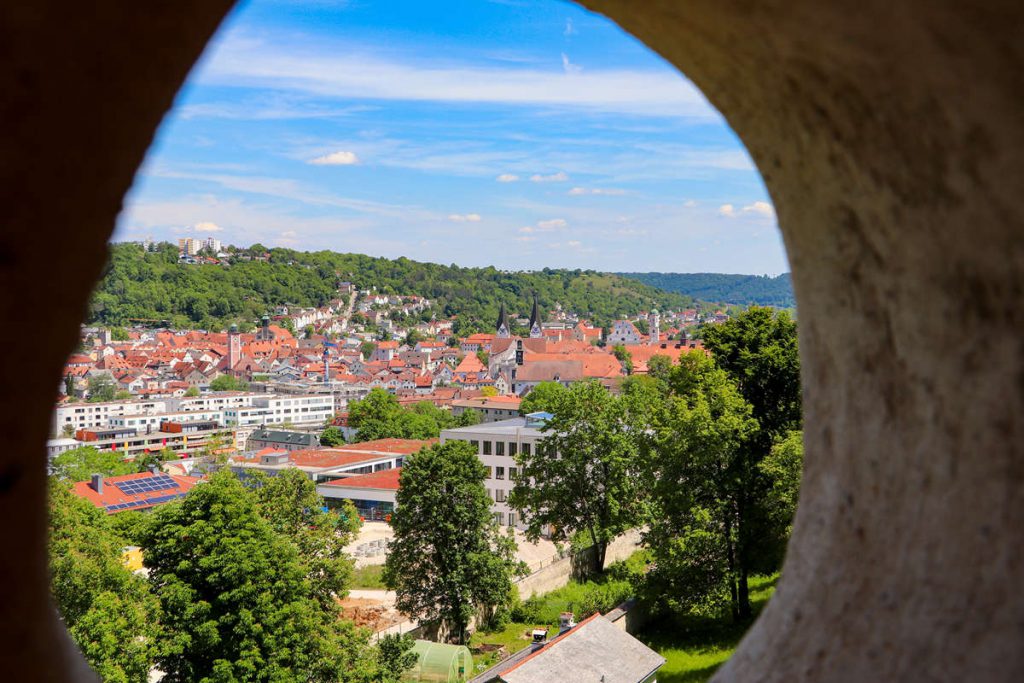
[
  {"x1": 469, "y1": 613, "x2": 664, "y2": 683},
  {"x1": 450, "y1": 396, "x2": 522, "y2": 423},
  {"x1": 71, "y1": 470, "x2": 202, "y2": 514}
]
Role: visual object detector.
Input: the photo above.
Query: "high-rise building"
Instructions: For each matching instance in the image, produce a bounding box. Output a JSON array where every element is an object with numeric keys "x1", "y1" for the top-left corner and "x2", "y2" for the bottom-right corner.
[{"x1": 177, "y1": 237, "x2": 199, "y2": 255}]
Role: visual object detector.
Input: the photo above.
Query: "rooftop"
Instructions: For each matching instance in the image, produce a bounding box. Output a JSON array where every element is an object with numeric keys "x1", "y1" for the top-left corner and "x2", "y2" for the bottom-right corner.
[{"x1": 441, "y1": 416, "x2": 545, "y2": 438}]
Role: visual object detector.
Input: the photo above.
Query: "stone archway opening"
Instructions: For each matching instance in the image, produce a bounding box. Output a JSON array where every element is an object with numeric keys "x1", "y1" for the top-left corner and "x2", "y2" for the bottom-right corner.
[{"x1": 1, "y1": 1, "x2": 1021, "y2": 682}]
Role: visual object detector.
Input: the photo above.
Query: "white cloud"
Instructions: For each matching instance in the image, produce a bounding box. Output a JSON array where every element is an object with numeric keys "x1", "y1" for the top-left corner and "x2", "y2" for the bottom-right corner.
[
  {"x1": 496, "y1": 173, "x2": 520, "y2": 183},
  {"x1": 515, "y1": 235, "x2": 536, "y2": 242},
  {"x1": 448, "y1": 213, "x2": 482, "y2": 222},
  {"x1": 568, "y1": 186, "x2": 626, "y2": 196},
  {"x1": 308, "y1": 150, "x2": 360, "y2": 165},
  {"x1": 564, "y1": 18, "x2": 577, "y2": 37},
  {"x1": 561, "y1": 53, "x2": 582, "y2": 75},
  {"x1": 567, "y1": 240, "x2": 582, "y2": 248},
  {"x1": 683, "y1": 199, "x2": 698, "y2": 208},
  {"x1": 197, "y1": 37, "x2": 718, "y2": 119},
  {"x1": 719, "y1": 201, "x2": 775, "y2": 218},
  {"x1": 193, "y1": 221, "x2": 223, "y2": 233},
  {"x1": 742, "y1": 200, "x2": 775, "y2": 217},
  {"x1": 519, "y1": 226, "x2": 535, "y2": 234},
  {"x1": 281, "y1": 230, "x2": 297, "y2": 238},
  {"x1": 530, "y1": 172, "x2": 569, "y2": 183},
  {"x1": 536, "y1": 218, "x2": 568, "y2": 230}
]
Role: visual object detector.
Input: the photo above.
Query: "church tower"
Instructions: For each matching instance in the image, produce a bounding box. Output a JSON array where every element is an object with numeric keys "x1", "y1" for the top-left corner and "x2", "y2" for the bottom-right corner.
[
  {"x1": 529, "y1": 295, "x2": 543, "y2": 338},
  {"x1": 496, "y1": 302, "x2": 510, "y2": 338},
  {"x1": 648, "y1": 309, "x2": 660, "y2": 346},
  {"x1": 227, "y1": 323, "x2": 241, "y2": 370}
]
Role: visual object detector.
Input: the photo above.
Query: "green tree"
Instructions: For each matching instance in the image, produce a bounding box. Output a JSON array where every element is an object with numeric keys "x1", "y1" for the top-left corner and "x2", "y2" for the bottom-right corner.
[
  {"x1": 700, "y1": 307, "x2": 801, "y2": 445},
  {"x1": 209, "y1": 374, "x2": 249, "y2": 392},
  {"x1": 64, "y1": 374, "x2": 76, "y2": 398},
  {"x1": 251, "y1": 468, "x2": 361, "y2": 610},
  {"x1": 320, "y1": 425, "x2": 346, "y2": 446},
  {"x1": 50, "y1": 445, "x2": 133, "y2": 482},
  {"x1": 510, "y1": 381, "x2": 644, "y2": 574},
  {"x1": 758, "y1": 430, "x2": 804, "y2": 533},
  {"x1": 518, "y1": 381, "x2": 567, "y2": 415},
  {"x1": 184, "y1": 385, "x2": 200, "y2": 397},
  {"x1": 87, "y1": 374, "x2": 117, "y2": 402},
  {"x1": 475, "y1": 349, "x2": 489, "y2": 367},
  {"x1": 359, "y1": 340, "x2": 377, "y2": 359},
  {"x1": 642, "y1": 351, "x2": 760, "y2": 621},
  {"x1": 383, "y1": 442, "x2": 524, "y2": 643},
  {"x1": 141, "y1": 471, "x2": 373, "y2": 682},
  {"x1": 49, "y1": 484, "x2": 159, "y2": 682},
  {"x1": 114, "y1": 389, "x2": 133, "y2": 400},
  {"x1": 374, "y1": 633, "x2": 418, "y2": 683},
  {"x1": 612, "y1": 345, "x2": 634, "y2": 375}
]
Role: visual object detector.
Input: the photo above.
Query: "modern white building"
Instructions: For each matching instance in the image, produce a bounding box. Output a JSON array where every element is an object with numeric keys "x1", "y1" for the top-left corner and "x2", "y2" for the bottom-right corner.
[
  {"x1": 52, "y1": 398, "x2": 169, "y2": 437},
  {"x1": 440, "y1": 413, "x2": 550, "y2": 529}
]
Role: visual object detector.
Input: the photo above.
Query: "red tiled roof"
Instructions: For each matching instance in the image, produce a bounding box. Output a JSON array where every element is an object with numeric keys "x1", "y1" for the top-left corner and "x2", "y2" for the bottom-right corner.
[
  {"x1": 71, "y1": 470, "x2": 200, "y2": 514},
  {"x1": 322, "y1": 467, "x2": 402, "y2": 491}
]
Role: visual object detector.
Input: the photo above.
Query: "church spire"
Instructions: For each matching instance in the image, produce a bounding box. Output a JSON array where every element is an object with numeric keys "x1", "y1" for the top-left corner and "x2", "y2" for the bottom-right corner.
[
  {"x1": 496, "y1": 302, "x2": 510, "y2": 338},
  {"x1": 529, "y1": 295, "x2": 543, "y2": 339}
]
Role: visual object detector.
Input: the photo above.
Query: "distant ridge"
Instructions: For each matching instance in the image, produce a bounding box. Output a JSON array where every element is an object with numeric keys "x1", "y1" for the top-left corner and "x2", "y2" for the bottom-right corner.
[{"x1": 618, "y1": 272, "x2": 795, "y2": 308}]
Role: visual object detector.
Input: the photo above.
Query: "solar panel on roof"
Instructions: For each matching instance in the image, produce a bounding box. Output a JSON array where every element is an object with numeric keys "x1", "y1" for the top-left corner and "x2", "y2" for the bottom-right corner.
[{"x1": 113, "y1": 474, "x2": 179, "y2": 496}]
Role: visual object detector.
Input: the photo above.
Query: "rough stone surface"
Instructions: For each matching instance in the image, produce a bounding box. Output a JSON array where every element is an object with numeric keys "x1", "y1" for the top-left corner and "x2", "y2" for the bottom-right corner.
[{"x1": 1, "y1": 1, "x2": 1021, "y2": 681}]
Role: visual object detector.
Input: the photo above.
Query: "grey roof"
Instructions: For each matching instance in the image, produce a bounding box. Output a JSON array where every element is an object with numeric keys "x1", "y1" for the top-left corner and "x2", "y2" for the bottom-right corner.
[
  {"x1": 470, "y1": 615, "x2": 664, "y2": 683},
  {"x1": 441, "y1": 417, "x2": 545, "y2": 439},
  {"x1": 249, "y1": 429, "x2": 319, "y2": 446},
  {"x1": 514, "y1": 360, "x2": 584, "y2": 383}
]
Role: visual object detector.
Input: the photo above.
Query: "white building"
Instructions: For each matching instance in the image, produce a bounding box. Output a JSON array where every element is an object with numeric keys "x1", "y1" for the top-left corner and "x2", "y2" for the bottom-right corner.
[
  {"x1": 52, "y1": 399, "x2": 169, "y2": 437},
  {"x1": 440, "y1": 414, "x2": 549, "y2": 529},
  {"x1": 224, "y1": 394, "x2": 335, "y2": 427},
  {"x1": 606, "y1": 320, "x2": 643, "y2": 345}
]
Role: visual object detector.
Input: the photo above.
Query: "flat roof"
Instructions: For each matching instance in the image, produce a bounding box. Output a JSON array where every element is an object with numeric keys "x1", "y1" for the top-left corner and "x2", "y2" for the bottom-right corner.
[{"x1": 441, "y1": 417, "x2": 544, "y2": 438}]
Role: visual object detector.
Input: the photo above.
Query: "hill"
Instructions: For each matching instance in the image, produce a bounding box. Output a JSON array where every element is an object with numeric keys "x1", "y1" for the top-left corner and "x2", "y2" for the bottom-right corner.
[
  {"x1": 618, "y1": 272, "x2": 795, "y2": 308},
  {"x1": 89, "y1": 243, "x2": 695, "y2": 334}
]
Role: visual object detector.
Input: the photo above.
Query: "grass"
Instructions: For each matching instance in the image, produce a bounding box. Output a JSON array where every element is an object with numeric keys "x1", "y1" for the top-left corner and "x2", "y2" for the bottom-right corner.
[
  {"x1": 350, "y1": 564, "x2": 387, "y2": 589},
  {"x1": 638, "y1": 574, "x2": 778, "y2": 683}
]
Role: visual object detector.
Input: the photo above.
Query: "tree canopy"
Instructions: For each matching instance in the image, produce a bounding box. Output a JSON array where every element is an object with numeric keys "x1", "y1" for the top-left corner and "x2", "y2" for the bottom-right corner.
[
  {"x1": 347, "y1": 388, "x2": 477, "y2": 442},
  {"x1": 50, "y1": 445, "x2": 134, "y2": 483},
  {"x1": 510, "y1": 380, "x2": 646, "y2": 573},
  {"x1": 49, "y1": 484, "x2": 159, "y2": 683},
  {"x1": 383, "y1": 441, "x2": 524, "y2": 643},
  {"x1": 90, "y1": 242, "x2": 695, "y2": 332},
  {"x1": 140, "y1": 470, "x2": 373, "y2": 682}
]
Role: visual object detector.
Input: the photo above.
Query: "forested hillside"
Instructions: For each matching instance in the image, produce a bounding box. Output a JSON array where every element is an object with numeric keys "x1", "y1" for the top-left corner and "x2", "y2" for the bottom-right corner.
[
  {"x1": 90, "y1": 243, "x2": 694, "y2": 333},
  {"x1": 619, "y1": 272, "x2": 795, "y2": 308}
]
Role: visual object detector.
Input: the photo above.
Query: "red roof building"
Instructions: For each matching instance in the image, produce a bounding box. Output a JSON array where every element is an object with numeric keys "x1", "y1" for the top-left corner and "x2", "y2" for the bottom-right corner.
[{"x1": 71, "y1": 470, "x2": 201, "y2": 514}]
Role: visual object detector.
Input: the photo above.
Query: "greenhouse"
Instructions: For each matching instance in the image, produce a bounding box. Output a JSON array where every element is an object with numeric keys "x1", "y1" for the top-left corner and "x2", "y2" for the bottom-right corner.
[{"x1": 404, "y1": 640, "x2": 473, "y2": 683}]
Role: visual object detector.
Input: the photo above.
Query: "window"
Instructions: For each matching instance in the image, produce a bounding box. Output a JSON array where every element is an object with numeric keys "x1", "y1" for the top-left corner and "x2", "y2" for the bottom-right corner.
[
  {"x1": 495, "y1": 441, "x2": 505, "y2": 456},
  {"x1": 510, "y1": 467, "x2": 517, "y2": 480},
  {"x1": 522, "y1": 443, "x2": 531, "y2": 456},
  {"x1": 509, "y1": 442, "x2": 517, "y2": 456},
  {"x1": 487, "y1": 488, "x2": 493, "y2": 500},
  {"x1": 495, "y1": 489, "x2": 507, "y2": 503},
  {"x1": 494, "y1": 512, "x2": 505, "y2": 525},
  {"x1": 484, "y1": 466, "x2": 492, "y2": 479},
  {"x1": 508, "y1": 512, "x2": 517, "y2": 527},
  {"x1": 482, "y1": 441, "x2": 492, "y2": 455},
  {"x1": 496, "y1": 467, "x2": 505, "y2": 480},
  {"x1": 470, "y1": 439, "x2": 479, "y2": 451}
]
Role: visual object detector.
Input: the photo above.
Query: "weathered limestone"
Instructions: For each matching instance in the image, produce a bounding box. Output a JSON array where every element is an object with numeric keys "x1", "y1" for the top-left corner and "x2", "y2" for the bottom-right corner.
[{"x1": 0, "y1": 1, "x2": 1020, "y2": 680}]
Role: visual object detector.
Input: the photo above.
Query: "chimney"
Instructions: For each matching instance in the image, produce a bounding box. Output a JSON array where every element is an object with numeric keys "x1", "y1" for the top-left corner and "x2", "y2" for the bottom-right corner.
[
  {"x1": 148, "y1": 464, "x2": 159, "y2": 475},
  {"x1": 90, "y1": 473, "x2": 103, "y2": 494},
  {"x1": 559, "y1": 612, "x2": 576, "y2": 634}
]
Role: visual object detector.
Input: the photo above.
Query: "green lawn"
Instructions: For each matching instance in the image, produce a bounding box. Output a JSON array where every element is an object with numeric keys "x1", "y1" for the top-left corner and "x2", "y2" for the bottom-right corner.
[
  {"x1": 350, "y1": 564, "x2": 387, "y2": 589},
  {"x1": 638, "y1": 574, "x2": 778, "y2": 683}
]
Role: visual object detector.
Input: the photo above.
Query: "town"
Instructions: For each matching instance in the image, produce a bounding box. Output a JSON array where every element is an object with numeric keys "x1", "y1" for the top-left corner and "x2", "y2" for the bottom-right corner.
[{"x1": 49, "y1": 243, "x2": 802, "y2": 683}]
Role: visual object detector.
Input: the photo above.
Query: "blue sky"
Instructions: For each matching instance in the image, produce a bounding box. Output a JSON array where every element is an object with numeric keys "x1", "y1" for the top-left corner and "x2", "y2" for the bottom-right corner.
[{"x1": 115, "y1": 0, "x2": 788, "y2": 275}]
